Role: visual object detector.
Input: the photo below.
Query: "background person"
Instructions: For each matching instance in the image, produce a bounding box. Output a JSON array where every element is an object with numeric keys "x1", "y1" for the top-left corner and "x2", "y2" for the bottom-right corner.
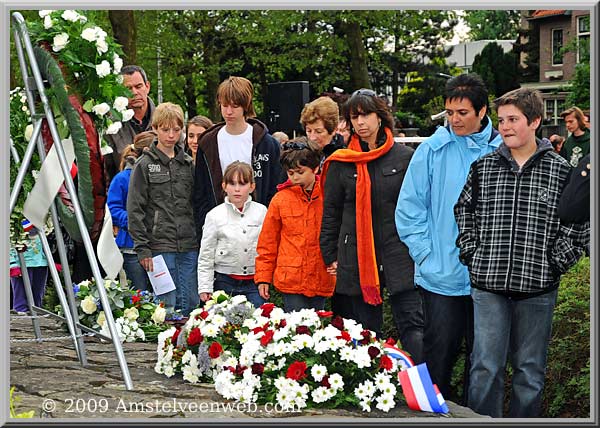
[
  {"x1": 559, "y1": 106, "x2": 590, "y2": 167},
  {"x1": 300, "y1": 96, "x2": 346, "y2": 166},
  {"x1": 186, "y1": 115, "x2": 213, "y2": 164},
  {"x1": 319, "y1": 89, "x2": 423, "y2": 362},
  {"x1": 107, "y1": 130, "x2": 156, "y2": 292}
]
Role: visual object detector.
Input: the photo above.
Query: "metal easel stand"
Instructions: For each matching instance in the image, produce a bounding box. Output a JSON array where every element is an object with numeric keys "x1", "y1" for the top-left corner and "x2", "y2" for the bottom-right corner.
[{"x1": 11, "y1": 11, "x2": 133, "y2": 390}]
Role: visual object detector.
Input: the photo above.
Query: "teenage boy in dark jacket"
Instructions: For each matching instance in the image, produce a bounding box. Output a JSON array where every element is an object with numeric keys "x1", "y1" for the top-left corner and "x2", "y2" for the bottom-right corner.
[
  {"x1": 193, "y1": 76, "x2": 282, "y2": 243},
  {"x1": 454, "y1": 88, "x2": 589, "y2": 418}
]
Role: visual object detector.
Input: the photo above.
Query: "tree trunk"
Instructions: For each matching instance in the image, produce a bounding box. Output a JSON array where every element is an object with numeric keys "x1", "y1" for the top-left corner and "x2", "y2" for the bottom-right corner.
[
  {"x1": 340, "y1": 20, "x2": 370, "y2": 91},
  {"x1": 108, "y1": 10, "x2": 137, "y2": 64}
]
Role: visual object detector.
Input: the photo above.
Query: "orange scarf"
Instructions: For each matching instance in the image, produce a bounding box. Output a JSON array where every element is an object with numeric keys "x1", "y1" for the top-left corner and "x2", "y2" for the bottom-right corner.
[{"x1": 320, "y1": 127, "x2": 395, "y2": 305}]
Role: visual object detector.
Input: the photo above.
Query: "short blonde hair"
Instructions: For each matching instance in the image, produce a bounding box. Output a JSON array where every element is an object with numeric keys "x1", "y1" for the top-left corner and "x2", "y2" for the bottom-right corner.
[
  {"x1": 300, "y1": 96, "x2": 339, "y2": 134},
  {"x1": 217, "y1": 76, "x2": 256, "y2": 118},
  {"x1": 152, "y1": 102, "x2": 184, "y2": 129}
]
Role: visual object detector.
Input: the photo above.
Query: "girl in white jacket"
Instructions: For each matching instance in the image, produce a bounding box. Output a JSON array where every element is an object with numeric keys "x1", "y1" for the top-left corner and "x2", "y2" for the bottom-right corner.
[{"x1": 197, "y1": 161, "x2": 267, "y2": 307}]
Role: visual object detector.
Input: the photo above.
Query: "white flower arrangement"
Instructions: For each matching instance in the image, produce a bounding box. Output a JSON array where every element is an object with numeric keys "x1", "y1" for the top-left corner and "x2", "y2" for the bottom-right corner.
[
  {"x1": 101, "y1": 316, "x2": 145, "y2": 343},
  {"x1": 155, "y1": 293, "x2": 410, "y2": 413}
]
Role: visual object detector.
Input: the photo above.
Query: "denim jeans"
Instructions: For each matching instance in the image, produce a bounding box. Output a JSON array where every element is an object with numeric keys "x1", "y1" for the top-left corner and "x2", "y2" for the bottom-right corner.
[
  {"x1": 153, "y1": 251, "x2": 199, "y2": 317},
  {"x1": 389, "y1": 288, "x2": 425, "y2": 364},
  {"x1": 122, "y1": 253, "x2": 150, "y2": 292},
  {"x1": 214, "y1": 272, "x2": 265, "y2": 308},
  {"x1": 468, "y1": 287, "x2": 558, "y2": 418},
  {"x1": 281, "y1": 293, "x2": 326, "y2": 313},
  {"x1": 420, "y1": 286, "x2": 473, "y2": 405},
  {"x1": 11, "y1": 266, "x2": 48, "y2": 312}
]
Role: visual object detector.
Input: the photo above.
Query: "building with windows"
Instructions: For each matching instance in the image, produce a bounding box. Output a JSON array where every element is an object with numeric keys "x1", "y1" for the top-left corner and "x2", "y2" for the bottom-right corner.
[{"x1": 518, "y1": 10, "x2": 590, "y2": 137}]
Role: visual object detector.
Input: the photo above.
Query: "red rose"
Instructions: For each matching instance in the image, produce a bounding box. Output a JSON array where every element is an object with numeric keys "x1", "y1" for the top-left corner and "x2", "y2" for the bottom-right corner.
[
  {"x1": 208, "y1": 341, "x2": 223, "y2": 359},
  {"x1": 171, "y1": 328, "x2": 181, "y2": 345},
  {"x1": 286, "y1": 361, "x2": 308, "y2": 381},
  {"x1": 330, "y1": 315, "x2": 344, "y2": 330},
  {"x1": 278, "y1": 319, "x2": 287, "y2": 328},
  {"x1": 200, "y1": 310, "x2": 209, "y2": 319},
  {"x1": 379, "y1": 354, "x2": 393, "y2": 371},
  {"x1": 261, "y1": 303, "x2": 276, "y2": 317},
  {"x1": 321, "y1": 375, "x2": 331, "y2": 388},
  {"x1": 260, "y1": 329, "x2": 275, "y2": 346},
  {"x1": 316, "y1": 310, "x2": 334, "y2": 318},
  {"x1": 368, "y1": 345, "x2": 380, "y2": 360},
  {"x1": 186, "y1": 327, "x2": 203, "y2": 346},
  {"x1": 131, "y1": 294, "x2": 141, "y2": 305},
  {"x1": 295, "y1": 325, "x2": 311, "y2": 335},
  {"x1": 360, "y1": 330, "x2": 372, "y2": 345},
  {"x1": 234, "y1": 364, "x2": 247, "y2": 375},
  {"x1": 251, "y1": 363, "x2": 265, "y2": 375}
]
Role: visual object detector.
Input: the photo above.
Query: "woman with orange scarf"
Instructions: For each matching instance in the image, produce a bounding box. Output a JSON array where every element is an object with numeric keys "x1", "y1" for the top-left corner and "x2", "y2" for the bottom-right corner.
[{"x1": 319, "y1": 89, "x2": 424, "y2": 363}]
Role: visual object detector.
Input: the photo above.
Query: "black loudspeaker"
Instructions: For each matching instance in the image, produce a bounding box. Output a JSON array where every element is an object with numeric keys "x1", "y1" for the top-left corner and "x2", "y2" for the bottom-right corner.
[{"x1": 266, "y1": 81, "x2": 310, "y2": 136}]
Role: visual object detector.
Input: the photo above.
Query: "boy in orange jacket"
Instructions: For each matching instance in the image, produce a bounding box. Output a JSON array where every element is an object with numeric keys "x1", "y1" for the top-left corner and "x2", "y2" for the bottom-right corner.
[{"x1": 255, "y1": 137, "x2": 335, "y2": 312}]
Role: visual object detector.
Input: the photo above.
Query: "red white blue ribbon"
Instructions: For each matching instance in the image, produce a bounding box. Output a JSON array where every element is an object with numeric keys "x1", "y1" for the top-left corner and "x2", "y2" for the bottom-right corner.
[
  {"x1": 383, "y1": 343, "x2": 414, "y2": 371},
  {"x1": 21, "y1": 218, "x2": 34, "y2": 232},
  {"x1": 398, "y1": 362, "x2": 449, "y2": 414}
]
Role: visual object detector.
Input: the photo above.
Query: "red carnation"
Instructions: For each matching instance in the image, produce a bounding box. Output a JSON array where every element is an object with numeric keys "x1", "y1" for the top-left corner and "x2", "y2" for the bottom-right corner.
[
  {"x1": 337, "y1": 330, "x2": 351, "y2": 342},
  {"x1": 321, "y1": 375, "x2": 331, "y2": 388},
  {"x1": 278, "y1": 319, "x2": 287, "y2": 328},
  {"x1": 260, "y1": 329, "x2": 275, "y2": 346},
  {"x1": 295, "y1": 325, "x2": 311, "y2": 335},
  {"x1": 171, "y1": 328, "x2": 181, "y2": 345},
  {"x1": 208, "y1": 341, "x2": 223, "y2": 359},
  {"x1": 379, "y1": 354, "x2": 393, "y2": 371},
  {"x1": 186, "y1": 327, "x2": 203, "y2": 346},
  {"x1": 385, "y1": 337, "x2": 397, "y2": 346},
  {"x1": 234, "y1": 364, "x2": 247, "y2": 375},
  {"x1": 368, "y1": 345, "x2": 380, "y2": 360},
  {"x1": 251, "y1": 363, "x2": 265, "y2": 375},
  {"x1": 316, "y1": 310, "x2": 334, "y2": 318},
  {"x1": 261, "y1": 303, "x2": 276, "y2": 317},
  {"x1": 330, "y1": 315, "x2": 345, "y2": 330},
  {"x1": 131, "y1": 294, "x2": 141, "y2": 305},
  {"x1": 200, "y1": 310, "x2": 209, "y2": 319},
  {"x1": 286, "y1": 361, "x2": 308, "y2": 381}
]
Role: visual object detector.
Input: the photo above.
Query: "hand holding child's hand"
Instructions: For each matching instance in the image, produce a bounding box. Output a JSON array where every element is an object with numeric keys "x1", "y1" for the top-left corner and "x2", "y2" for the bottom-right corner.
[{"x1": 258, "y1": 283, "x2": 270, "y2": 300}]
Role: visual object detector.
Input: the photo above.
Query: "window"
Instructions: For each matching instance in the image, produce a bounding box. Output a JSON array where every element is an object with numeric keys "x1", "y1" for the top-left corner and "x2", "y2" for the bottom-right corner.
[
  {"x1": 545, "y1": 99, "x2": 566, "y2": 125},
  {"x1": 552, "y1": 29, "x2": 563, "y2": 65},
  {"x1": 578, "y1": 16, "x2": 590, "y2": 63}
]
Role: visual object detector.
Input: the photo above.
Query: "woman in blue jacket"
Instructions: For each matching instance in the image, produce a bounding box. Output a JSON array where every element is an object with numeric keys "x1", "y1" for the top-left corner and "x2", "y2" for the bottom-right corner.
[{"x1": 107, "y1": 131, "x2": 155, "y2": 291}]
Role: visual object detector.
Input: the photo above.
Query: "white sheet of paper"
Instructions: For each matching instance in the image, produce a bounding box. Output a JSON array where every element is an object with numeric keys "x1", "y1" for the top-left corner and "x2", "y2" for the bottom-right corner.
[{"x1": 147, "y1": 255, "x2": 176, "y2": 296}]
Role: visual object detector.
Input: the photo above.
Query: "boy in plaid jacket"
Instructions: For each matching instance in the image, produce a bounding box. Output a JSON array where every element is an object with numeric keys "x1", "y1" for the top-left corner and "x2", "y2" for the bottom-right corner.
[{"x1": 454, "y1": 88, "x2": 589, "y2": 418}]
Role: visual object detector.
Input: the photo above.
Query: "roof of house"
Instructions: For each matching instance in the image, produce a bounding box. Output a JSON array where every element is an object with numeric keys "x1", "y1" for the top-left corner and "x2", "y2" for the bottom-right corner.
[{"x1": 528, "y1": 10, "x2": 568, "y2": 20}]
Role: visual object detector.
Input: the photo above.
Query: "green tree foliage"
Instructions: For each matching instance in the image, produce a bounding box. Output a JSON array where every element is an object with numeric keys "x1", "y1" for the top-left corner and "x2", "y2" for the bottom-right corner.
[
  {"x1": 566, "y1": 63, "x2": 590, "y2": 110},
  {"x1": 471, "y1": 42, "x2": 520, "y2": 97},
  {"x1": 463, "y1": 10, "x2": 521, "y2": 41}
]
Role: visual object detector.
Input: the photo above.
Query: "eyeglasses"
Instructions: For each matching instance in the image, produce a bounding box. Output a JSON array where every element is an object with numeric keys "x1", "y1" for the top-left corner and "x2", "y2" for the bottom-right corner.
[
  {"x1": 282, "y1": 142, "x2": 309, "y2": 151},
  {"x1": 352, "y1": 88, "x2": 377, "y2": 97}
]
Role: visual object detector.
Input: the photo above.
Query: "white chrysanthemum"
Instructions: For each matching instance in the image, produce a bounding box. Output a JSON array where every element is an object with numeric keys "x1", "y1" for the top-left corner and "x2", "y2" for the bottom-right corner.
[
  {"x1": 339, "y1": 346, "x2": 353, "y2": 362},
  {"x1": 311, "y1": 386, "x2": 332, "y2": 403},
  {"x1": 95, "y1": 60, "x2": 111, "y2": 78},
  {"x1": 211, "y1": 314, "x2": 227, "y2": 328},
  {"x1": 230, "y1": 294, "x2": 248, "y2": 306},
  {"x1": 105, "y1": 121, "x2": 122, "y2": 135},
  {"x1": 375, "y1": 393, "x2": 395, "y2": 412},
  {"x1": 353, "y1": 347, "x2": 373, "y2": 369},
  {"x1": 328, "y1": 373, "x2": 344, "y2": 390},
  {"x1": 273, "y1": 326, "x2": 290, "y2": 341},
  {"x1": 310, "y1": 364, "x2": 327, "y2": 382},
  {"x1": 201, "y1": 323, "x2": 218, "y2": 338},
  {"x1": 359, "y1": 400, "x2": 372, "y2": 412},
  {"x1": 379, "y1": 382, "x2": 397, "y2": 397},
  {"x1": 163, "y1": 364, "x2": 175, "y2": 377},
  {"x1": 52, "y1": 33, "x2": 69, "y2": 52}
]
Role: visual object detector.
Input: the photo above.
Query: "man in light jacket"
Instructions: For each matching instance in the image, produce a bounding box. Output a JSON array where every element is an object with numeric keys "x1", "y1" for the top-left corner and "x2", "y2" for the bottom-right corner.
[{"x1": 394, "y1": 73, "x2": 502, "y2": 404}]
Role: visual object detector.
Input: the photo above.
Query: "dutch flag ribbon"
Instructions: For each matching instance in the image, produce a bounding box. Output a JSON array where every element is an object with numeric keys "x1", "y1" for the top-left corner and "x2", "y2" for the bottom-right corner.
[
  {"x1": 21, "y1": 218, "x2": 34, "y2": 232},
  {"x1": 397, "y1": 362, "x2": 449, "y2": 414},
  {"x1": 383, "y1": 342, "x2": 415, "y2": 371}
]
